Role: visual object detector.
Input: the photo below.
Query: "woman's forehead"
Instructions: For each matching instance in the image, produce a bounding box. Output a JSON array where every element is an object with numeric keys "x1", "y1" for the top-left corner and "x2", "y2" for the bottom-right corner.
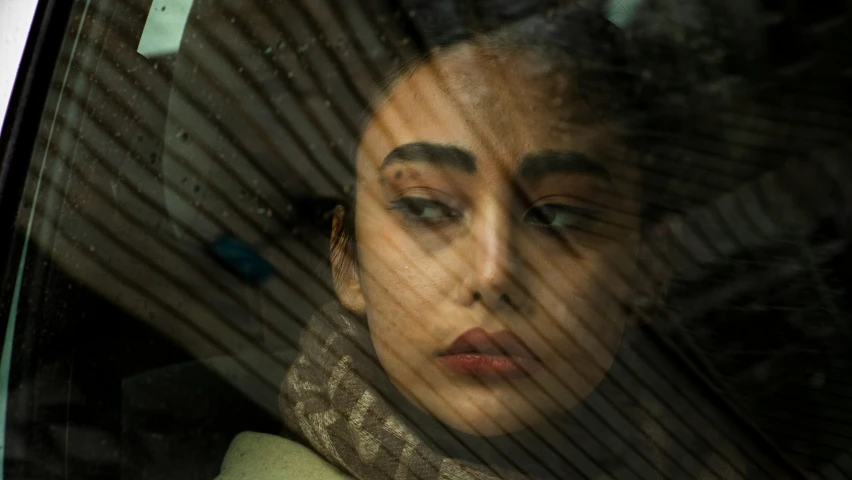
[{"x1": 358, "y1": 46, "x2": 630, "y2": 178}]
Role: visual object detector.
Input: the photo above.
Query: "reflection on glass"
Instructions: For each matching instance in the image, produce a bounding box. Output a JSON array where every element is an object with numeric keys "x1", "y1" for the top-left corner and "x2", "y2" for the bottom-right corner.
[{"x1": 2, "y1": 0, "x2": 851, "y2": 479}]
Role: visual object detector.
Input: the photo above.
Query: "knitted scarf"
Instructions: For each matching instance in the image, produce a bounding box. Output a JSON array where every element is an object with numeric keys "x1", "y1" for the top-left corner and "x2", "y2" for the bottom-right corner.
[{"x1": 279, "y1": 302, "x2": 750, "y2": 480}]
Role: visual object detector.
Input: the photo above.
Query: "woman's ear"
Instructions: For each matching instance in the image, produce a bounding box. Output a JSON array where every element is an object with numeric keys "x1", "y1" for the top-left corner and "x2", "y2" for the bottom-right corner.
[{"x1": 330, "y1": 205, "x2": 366, "y2": 314}]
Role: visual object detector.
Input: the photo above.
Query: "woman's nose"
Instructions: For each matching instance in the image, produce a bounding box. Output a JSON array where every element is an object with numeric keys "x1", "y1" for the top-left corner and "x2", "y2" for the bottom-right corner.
[{"x1": 465, "y1": 204, "x2": 521, "y2": 308}]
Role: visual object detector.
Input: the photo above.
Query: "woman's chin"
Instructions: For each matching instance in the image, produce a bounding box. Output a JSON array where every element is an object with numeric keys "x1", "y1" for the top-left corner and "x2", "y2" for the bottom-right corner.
[
  {"x1": 432, "y1": 394, "x2": 548, "y2": 437},
  {"x1": 406, "y1": 381, "x2": 560, "y2": 437}
]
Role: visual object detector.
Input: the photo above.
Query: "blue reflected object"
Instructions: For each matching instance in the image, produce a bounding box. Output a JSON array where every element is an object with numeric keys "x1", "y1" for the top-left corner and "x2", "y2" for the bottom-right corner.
[{"x1": 210, "y1": 235, "x2": 276, "y2": 284}]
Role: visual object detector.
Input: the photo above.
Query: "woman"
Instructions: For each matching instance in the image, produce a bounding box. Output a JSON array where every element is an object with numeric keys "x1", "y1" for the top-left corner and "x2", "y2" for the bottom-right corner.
[{"x1": 218, "y1": 3, "x2": 756, "y2": 479}]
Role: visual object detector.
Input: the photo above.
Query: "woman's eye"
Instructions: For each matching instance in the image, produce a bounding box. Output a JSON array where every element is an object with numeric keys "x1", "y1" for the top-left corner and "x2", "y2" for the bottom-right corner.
[
  {"x1": 389, "y1": 197, "x2": 461, "y2": 225},
  {"x1": 524, "y1": 204, "x2": 595, "y2": 229}
]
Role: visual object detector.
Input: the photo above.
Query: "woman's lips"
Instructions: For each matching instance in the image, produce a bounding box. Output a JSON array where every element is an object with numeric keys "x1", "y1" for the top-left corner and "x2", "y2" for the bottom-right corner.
[
  {"x1": 437, "y1": 354, "x2": 542, "y2": 379},
  {"x1": 437, "y1": 328, "x2": 542, "y2": 380}
]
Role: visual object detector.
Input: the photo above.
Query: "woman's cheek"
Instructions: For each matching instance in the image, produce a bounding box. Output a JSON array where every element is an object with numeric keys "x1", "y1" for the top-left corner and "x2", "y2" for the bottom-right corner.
[
  {"x1": 360, "y1": 221, "x2": 412, "y2": 286},
  {"x1": 534, "y1": 265, "x2": 625, "y2": 363},
  {"x1": 361, "y1": 226, "x2": 430, "y2": 329},
  {"x1": 381, "y1": 223, "x2": 459, "y2": 297}
]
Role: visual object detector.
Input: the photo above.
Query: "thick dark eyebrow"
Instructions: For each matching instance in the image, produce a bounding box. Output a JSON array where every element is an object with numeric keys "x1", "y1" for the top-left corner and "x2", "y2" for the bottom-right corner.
[
  {"x1": 380, "y1": 142, "x2": 476, "y2": 174},
  {"x1": 516, "y1": 151, "x2": 611, "y2": 182}
]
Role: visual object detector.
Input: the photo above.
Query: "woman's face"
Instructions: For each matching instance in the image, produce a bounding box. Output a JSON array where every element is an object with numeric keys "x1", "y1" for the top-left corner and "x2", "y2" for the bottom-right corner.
[{"x1": 335, "y1": 44, "x2": 647, "y2": 436}]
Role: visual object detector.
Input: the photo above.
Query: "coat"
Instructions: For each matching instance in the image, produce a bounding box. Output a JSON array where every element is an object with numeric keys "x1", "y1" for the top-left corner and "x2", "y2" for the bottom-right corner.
[{"x1": 215, "y1": 431, "x2": 349, "y2": 480}]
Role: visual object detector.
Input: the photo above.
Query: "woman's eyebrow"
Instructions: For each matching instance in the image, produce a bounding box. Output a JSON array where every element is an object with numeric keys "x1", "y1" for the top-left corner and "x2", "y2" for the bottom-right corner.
[
  {"x1": 515, "y1": 150, "x2": 612, "y2": 182},
  {"x1": 380, "y1": 142, "x2": 477, "y2": 174}
]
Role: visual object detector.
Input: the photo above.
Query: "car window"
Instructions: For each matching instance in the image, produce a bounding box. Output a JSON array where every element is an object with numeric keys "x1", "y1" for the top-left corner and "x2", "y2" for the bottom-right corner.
[{"x1": 1, "y1": 1, "x2": 851, "y2": 479}]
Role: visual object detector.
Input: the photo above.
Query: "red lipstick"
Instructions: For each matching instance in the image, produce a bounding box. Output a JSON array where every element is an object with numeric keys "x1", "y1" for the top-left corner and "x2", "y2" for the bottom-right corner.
[{"x1": 437, "y1": 328, "x2": 542, "y2": 380}]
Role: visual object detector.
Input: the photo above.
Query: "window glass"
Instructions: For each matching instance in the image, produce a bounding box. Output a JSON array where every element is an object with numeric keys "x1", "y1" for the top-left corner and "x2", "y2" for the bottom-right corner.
[{"x1": 1, "y1": 1, "x2": 851, "y2": 479}]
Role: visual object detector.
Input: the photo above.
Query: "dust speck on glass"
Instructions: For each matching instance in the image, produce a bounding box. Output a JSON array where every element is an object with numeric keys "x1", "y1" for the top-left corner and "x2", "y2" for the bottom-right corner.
[{"x1": 1, "y1": 0, "x2": 851, "y2": 479}]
